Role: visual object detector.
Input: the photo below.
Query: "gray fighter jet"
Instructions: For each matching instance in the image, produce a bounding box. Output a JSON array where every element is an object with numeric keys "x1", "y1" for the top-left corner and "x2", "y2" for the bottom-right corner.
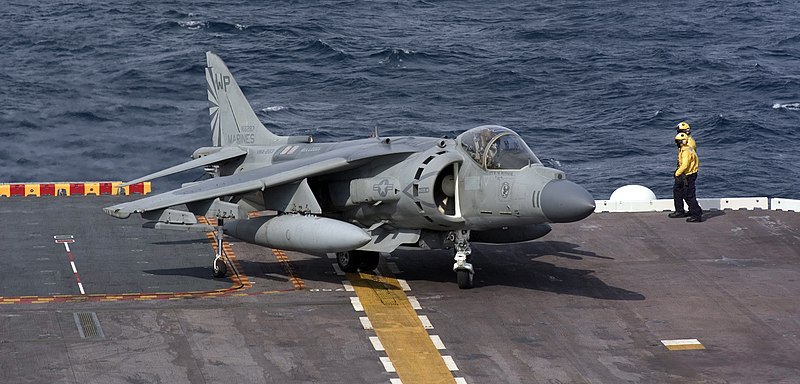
[{"x1": 104, "y1": 52, "x2": 595, "y2": 289}]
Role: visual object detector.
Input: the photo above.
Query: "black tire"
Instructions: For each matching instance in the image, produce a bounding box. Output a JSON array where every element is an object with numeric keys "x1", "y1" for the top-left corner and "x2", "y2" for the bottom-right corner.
[
  {"x1": 456, "y1": 269, "x2": 473, "y2": 289},
  {"x1": 213, "y1": 258, "x2": 227, "y2": 278},
  {"x1": 337, "y1": 251, "x2": 361, "y2": 273},
  {"x1": 358, "y1": 251, "x2": 380, "y2": 272}
]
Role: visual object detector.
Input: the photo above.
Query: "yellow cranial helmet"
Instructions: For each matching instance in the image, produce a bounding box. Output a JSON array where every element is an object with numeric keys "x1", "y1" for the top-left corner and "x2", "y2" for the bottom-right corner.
[
  {"x1": 676, "y1": 121, "x2": 690, "y2": 132},
  {"x1": 675, "y1": 132, "x2": 689, "y2": 145}
]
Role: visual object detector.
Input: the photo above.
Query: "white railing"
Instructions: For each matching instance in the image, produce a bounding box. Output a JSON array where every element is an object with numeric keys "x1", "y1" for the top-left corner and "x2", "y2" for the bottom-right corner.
[
  {"x1": 594, "y1": 197, "x2": 799, "y2": 213},
  {"x1": 771, "y1": 198, "x2": 800, "y2": 212}
]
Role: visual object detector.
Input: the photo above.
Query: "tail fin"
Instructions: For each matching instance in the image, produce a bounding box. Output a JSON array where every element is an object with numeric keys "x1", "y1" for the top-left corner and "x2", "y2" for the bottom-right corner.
[{"x1": 205, "y1": 51, "x2": 283, "y2": 146}]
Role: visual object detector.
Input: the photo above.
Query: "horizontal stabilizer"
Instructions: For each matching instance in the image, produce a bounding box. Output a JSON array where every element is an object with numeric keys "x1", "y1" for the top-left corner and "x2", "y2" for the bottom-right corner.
[{"x1": 121, "y1": 146, "x2": 247, "y2": 187}]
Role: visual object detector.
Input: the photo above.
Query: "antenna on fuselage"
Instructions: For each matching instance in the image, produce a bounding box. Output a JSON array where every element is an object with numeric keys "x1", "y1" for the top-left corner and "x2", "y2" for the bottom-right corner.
[{"x1": 371, "y1": 124, "x2": 389, "y2": 143}]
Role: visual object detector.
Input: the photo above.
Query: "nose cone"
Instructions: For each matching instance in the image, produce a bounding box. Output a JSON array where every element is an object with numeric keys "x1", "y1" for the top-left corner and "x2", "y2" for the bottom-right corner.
[{"x1": 540, "y1": 179, "x2": 595, "y2": 223}]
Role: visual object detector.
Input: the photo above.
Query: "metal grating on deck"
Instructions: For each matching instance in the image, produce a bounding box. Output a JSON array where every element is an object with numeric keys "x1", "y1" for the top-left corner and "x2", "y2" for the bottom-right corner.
[{"x1": 73, "y1": 312, "x2": 104, "y2": 339}]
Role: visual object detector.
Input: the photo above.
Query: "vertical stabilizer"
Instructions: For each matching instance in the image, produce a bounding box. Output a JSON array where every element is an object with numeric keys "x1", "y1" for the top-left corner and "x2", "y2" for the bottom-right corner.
[{"x1": 205, "y1": 51, "x2": 282, "y2": 146}]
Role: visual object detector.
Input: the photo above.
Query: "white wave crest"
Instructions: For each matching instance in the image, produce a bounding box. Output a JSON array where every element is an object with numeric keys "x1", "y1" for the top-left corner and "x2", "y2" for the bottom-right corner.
[
  {"x1": 772, "y1": 102, "x2": 800, "y2": 110},
  {"x1": 379, "y1": 48, "x2": 415, "y2": 66},
  {"x1": 262, "y1": 106, "x2": 286, "y2": 112},
  {"x1": 177, "y1": 20, "x2": 205, "y2": 30}
]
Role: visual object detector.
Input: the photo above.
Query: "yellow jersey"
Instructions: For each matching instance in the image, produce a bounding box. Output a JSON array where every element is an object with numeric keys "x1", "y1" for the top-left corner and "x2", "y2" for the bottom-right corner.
[
  {"x1": 675, "y1": 145, "x2": 699, "y2": 176},
  {"x1": 687, "y1": 135, "x2": 697, "y2": 152}
]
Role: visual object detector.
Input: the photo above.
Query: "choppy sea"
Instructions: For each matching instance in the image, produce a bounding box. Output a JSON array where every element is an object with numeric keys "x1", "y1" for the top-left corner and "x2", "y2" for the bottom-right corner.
[{"x1": 2, "y1": 1, "x2": 799, "y2": 199}]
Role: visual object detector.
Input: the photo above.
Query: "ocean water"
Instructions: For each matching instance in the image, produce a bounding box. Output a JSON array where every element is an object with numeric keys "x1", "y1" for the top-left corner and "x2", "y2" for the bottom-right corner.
[{"x1": 2, "y1": 1, "x2": 799, "y2": 199}]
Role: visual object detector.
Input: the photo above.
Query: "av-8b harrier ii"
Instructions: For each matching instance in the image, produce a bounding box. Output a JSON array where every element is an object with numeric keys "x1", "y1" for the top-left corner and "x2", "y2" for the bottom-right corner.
[{"x1": 104, "y1": 52, "x2": 595, "y2": 289}]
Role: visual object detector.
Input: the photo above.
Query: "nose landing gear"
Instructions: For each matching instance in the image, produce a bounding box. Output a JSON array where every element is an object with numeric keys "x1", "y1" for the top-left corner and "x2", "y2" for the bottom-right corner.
[{"x1": 451, "y1": 230, "x2": 474, "y2": 289}]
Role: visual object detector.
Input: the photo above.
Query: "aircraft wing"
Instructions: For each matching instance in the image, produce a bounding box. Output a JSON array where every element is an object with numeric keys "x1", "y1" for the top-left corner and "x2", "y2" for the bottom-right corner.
[
  {"x1": 104, "y1": 142, "x2": 417, "y2": 219},
  {"x1": 120, "y1": 146, "x2": 248, "y2": 187}
]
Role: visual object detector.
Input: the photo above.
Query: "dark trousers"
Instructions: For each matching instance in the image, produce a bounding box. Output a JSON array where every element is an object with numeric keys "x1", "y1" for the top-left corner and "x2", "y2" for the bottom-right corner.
[{"x1": 673, "y1": 173, "x2": 702, "y2": 218}]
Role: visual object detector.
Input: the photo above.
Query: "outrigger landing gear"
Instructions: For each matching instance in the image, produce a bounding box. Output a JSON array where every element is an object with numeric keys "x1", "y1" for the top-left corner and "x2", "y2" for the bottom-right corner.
[
  {"x1": 336, "y1": 250, "x2": 381, "y2": 273},
  {"x1": 213, "y1": 255, "x2": 227, "y2": 278},
  {"x1": 212, "y1": 219, "x2": 228, "y2": 278},
  {"x1": 451, "y1": 229, "x2": 474, "y2": 289}
]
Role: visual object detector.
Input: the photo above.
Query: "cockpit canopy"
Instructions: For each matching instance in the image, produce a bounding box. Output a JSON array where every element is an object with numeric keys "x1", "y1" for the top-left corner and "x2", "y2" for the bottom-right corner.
[{"x1": 457, "y1": 125, "x2": 541, "y2": 170}]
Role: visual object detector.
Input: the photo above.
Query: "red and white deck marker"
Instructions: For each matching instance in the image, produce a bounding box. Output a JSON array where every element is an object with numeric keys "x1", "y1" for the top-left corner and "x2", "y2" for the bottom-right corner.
[{"x1": 54, "y1": 235, "x2": 84, "y2": 295}]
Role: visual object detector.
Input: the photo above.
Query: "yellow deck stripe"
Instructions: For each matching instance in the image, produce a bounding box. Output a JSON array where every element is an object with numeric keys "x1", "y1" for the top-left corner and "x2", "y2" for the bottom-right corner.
[
  {"x1": 665, "y1": 344, "x2": 705, "y2": 351},
  {"x1": 272, "y1": 249, "x2": 306, "y2": 290},
  {"x1": 349, "y1": 270, "x2": 455, "y2": 384}
]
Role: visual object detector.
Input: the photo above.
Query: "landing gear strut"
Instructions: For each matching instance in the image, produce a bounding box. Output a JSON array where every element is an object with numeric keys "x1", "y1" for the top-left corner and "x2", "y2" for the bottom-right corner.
[
  {"x1": 212, "y1": 219, "x2": 228, "y2": 278},
  {"x1": 451, "y1": 230, "x2": 474, "y2": 289}
]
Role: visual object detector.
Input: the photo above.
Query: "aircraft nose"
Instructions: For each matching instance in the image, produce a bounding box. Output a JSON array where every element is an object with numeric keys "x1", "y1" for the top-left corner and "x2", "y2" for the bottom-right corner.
[{"x1": 539, "y1": 179, "x2": 595, "y2": 223}]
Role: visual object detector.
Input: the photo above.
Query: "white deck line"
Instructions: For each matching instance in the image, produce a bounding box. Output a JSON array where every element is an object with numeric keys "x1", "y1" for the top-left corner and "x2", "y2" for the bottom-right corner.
[
  {"x1": 661, "y1": 338, "x2": 702, "y2": 346},
  {"x1": 396, "y1": 279, "x2": 411, "y2": 291},
  {"x1": 369, "y1": 336, "x2": 385, "y2": 351},
  {"x1": 441, "y1": 355, "x2": 459, "y2": 371},
  {"x1": 350, "y1": 296, "x2": 363, "y2": 311},
  {"x1": 430, "y1": 335, "x2": 446, "y2": 350},
  {"x1": 359, "y1": 316, "x2": 373, "y2": 330},
  {"x1": 380, "y1": 357, "x2": 396, "y2": 372},
  {"x1": 342, "y1": 280, "x2": 354, "y2": 291},
  {"x1": 418, "y1": 315, "x2": 434, "y2": 330},
  {"x1": 407, "y1": 296, "x2": 422, "y2": 310}
]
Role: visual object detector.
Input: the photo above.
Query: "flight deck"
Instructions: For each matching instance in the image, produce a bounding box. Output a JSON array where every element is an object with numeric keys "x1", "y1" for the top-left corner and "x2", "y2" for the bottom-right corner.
[{"x1": 2, "y1": 195, "x2": 800, "y2": 383}]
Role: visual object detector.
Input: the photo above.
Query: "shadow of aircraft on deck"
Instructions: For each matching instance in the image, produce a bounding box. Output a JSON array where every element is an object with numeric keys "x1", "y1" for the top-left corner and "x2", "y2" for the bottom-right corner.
[
  {"x1": 388, "y1": 241, "x2": 644, "y2": 300},
  {"x1": 139, "y1": 238, "x2": 643, "y2": 301}
]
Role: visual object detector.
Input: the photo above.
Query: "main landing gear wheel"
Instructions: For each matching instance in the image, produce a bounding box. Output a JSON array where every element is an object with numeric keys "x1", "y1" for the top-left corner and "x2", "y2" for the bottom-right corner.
[
  {"x1": 337, "y1": 250, "x2": 380, "y2": 272},
  {"x1": 358, "y1": 251, "x2": 380, "y2": 272},
  {"x1": 336, "y1": 251, "x2": 361, "y2": 273},
  {"x1": 213, "y1": 257, "x2": 227, "y2": 278}
]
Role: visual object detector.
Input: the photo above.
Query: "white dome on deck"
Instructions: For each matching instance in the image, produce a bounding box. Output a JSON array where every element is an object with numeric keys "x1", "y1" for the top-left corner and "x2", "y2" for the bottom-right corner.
[{"x1": 609, "y1": 185, "x2": 656, "y2": 202}]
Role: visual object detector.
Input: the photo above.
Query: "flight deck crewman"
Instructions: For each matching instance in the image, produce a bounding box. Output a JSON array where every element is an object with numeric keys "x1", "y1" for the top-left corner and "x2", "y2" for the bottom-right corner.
[{"x1": 669, "y1": 132, "x2": 703, "y2": 222}]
